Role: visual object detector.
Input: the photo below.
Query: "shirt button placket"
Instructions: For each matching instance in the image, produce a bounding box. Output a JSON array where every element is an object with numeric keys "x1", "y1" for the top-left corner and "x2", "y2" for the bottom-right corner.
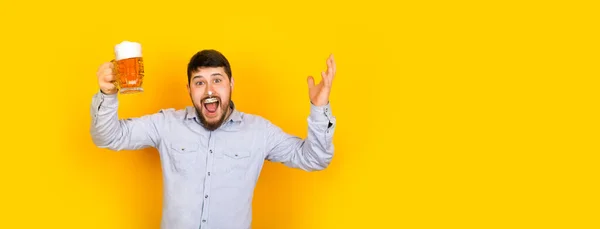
[{"x1": 201, "y1": 145, "x2": 214, "y2": 227}]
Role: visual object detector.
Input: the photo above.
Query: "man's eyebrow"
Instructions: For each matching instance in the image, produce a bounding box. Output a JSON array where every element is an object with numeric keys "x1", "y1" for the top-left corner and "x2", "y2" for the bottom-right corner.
[{"x1": 192, "y1": 73, "x2": 222, "y2": 80}]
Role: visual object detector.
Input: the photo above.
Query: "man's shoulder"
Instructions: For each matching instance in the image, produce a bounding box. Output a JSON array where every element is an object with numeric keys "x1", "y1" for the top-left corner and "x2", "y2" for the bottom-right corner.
[
  {"x1": 142, "y1": 106, "x2": 189, "y2": 120},
  {"x1": 237, "y1": 110, "x2": 272, "y2": 126}
]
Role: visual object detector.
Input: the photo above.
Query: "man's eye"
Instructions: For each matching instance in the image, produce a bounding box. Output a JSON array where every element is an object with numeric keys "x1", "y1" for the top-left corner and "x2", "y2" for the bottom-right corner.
[
  {"x1": 195, "y1": 81, "x2": 204, "y2": 86},
  {"x1": 214, "y1": 79, "x2": 222, "y2": 83}
]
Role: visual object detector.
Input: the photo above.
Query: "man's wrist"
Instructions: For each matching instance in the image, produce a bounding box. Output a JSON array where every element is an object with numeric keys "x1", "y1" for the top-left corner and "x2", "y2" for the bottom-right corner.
[
  {"x1": 100, "y1": 88, "x2": 118, "y2": 95},
  {"x1": 96, "y1": 89, "x2": 119, "y2": 108}
]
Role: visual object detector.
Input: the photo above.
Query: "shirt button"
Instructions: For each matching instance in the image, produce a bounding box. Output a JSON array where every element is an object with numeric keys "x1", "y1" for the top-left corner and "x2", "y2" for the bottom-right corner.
[
  {"x1": 210, "y1": 150, "x2": 213, "y2": 154},
  {"x1": 205, "y1": 195, "x2": 208, "y2": 198},
  {"x1": 208, "y1": 172, "x2": 211, "y2": 176},
  {"x1": 202, "y1": 220, "x2": 206, "y2": 223}
]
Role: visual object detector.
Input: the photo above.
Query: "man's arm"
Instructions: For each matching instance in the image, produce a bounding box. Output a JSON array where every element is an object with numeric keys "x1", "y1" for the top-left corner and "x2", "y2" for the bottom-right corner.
[
  {"x1": 264, "y1": 54, "x2": 338, "y2": 171},
  {"x1": 90, "y1": 91, "x2": 163, "y2": 151},
  {"x1": 264, "y1": 103, "x2": 336, "y2": 171}
]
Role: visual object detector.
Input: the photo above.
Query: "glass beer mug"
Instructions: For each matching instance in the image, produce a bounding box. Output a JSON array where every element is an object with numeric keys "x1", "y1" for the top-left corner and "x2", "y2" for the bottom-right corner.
[{"x1": 112, "y1": 41, "x2": 144, "y2": 94}]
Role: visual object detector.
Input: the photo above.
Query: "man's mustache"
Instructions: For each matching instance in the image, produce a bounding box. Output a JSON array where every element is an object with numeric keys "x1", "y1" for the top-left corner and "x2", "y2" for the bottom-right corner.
[{"x1": 202, "y1": 95, "x2": 221, "y2": 102}]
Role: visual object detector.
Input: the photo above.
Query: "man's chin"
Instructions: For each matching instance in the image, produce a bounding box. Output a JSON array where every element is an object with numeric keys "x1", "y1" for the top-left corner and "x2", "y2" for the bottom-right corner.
[
  {"x1": 200, "y1": 118, "x2": 222, "y2": 131},
  {"x1": 204, "y1": 122, "x2": 221, "y2": 131},
  {"x1": 197, "y1": 110, "x2": 225, "y2": 131},
  {"x1": 203, "y1": 118, "x2": 221, "y2": 125}
]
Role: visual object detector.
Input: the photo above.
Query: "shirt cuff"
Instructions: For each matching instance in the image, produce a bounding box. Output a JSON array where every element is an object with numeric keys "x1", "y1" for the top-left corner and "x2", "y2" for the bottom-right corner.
[
  {"x1": 309, "y1": 102, "x2": 333, "y2": 123},
  {"x1": 95, "y1": 90, "x2": 119, "y2": 109}
]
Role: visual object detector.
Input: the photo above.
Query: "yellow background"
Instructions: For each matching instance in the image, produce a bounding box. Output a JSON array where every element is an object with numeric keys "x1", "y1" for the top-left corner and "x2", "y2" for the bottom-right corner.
[{"x1": 1, "y1": 0, "x2": 598, "y2": 228}]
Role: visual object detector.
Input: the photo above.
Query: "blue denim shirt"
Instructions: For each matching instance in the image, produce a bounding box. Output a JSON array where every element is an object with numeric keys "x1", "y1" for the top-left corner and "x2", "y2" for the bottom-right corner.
[{"x1": 89, "y1": 91, "x2": 336, "y2": 229}]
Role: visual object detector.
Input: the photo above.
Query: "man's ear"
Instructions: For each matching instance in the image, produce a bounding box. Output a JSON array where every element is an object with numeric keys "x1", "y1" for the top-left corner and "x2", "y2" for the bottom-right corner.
[
  {"x1": 187, "y1": 83, "x2": 190, "y2": 94},
  {"x1": 230, "y1": 77, "x2": 234, "y2": 90}
]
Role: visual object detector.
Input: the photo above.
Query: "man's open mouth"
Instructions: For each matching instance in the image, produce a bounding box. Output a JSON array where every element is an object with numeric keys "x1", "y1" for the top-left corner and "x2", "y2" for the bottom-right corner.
[{"x1": 203, "y1": 97, "x2": 219, "y2": 113}]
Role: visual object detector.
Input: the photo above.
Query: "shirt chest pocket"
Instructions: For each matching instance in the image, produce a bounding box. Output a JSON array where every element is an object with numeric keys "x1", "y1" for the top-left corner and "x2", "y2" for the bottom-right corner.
[
  {"x1": 168, "y1": 142, "x2": 200, "y2": 174},
  {"x1": 216, "y1": 150, "x2": 252, "y2": 177},
  {"x1": 223, "y1": 150, "x2": 251, "y2": 159}
]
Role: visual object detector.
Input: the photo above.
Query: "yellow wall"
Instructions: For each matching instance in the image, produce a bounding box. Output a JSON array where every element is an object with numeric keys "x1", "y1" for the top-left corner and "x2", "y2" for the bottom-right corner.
[{"x1": 1, "y1": 0, "x2": 598, "y2": 228}]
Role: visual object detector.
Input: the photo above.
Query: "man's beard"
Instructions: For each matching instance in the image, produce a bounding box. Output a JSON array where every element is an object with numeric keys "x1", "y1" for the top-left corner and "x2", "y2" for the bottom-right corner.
[{"x1": 194, "y1": 97, "x2": 231, "y2": 131}]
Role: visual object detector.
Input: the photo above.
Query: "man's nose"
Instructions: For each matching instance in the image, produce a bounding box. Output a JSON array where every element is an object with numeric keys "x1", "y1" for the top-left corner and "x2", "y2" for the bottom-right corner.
[{"x1": 206, "y1": 83, "x2": 215, "y2": 95}]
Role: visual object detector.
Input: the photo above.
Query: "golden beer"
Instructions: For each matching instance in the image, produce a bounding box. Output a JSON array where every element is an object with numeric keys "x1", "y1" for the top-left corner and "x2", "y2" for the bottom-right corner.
[{"x1": 113, "y1": 41, "x2": 144, "y2": 94}]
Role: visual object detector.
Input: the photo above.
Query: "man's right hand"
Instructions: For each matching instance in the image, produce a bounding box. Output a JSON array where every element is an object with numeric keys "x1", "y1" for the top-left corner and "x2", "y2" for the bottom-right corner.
[{"x1": 97, "y1": 61, "x2": 118, "y2": 95}]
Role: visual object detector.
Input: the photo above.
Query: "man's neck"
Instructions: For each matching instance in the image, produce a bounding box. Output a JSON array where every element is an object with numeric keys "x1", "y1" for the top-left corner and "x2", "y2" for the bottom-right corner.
[{"x1": 223, "y1": 102, "x2": 234, "y2": 122}]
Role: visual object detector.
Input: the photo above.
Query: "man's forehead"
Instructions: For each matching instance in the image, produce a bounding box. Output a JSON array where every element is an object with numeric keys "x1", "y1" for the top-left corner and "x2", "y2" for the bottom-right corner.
[{"x1": 192, "y1": 66, "x2": 226, "y2": 77}]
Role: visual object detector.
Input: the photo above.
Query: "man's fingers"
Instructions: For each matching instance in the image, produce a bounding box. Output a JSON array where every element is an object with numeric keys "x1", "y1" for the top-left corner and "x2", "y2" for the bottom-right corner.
[
  {"x1": 327, "y1": 56, "x2": 333, "y2": 77},
  {"x1": 100, "y1": 81, "x2": 115, "y2": 88},
  {"x1": 307, "y1": 76, "x2": 315, "y2": 89},
  {"x1": 99, "y1": 82, "x2": 117, "y2": 92},
  {"x1": 325, "y1": 54, "x2": 335, "y2": 84},
  {"x1": 103, "y1": 72, "x2": 115, "y2": 82},
  {"x1": 331, "y1": 54, "x2": 336, "y2": 77},
  {"x1": 97, "y1": 62, "x2": 111, "y2": 72},
  {"x1": 98, "y1": 61, "x2": 115, "y2": 83},
  {"x1": 321, "y1": 71, "x2": 330, "y2": 87},
  {"x1": 102, "y1": 67, "x2": 113, "y2": 76}
]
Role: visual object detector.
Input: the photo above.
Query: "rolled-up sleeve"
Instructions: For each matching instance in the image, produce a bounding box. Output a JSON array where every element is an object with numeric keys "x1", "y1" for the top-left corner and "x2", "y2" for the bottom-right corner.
[{"x1": 265, "y1": 103, "x2": 336, "y2": 171}]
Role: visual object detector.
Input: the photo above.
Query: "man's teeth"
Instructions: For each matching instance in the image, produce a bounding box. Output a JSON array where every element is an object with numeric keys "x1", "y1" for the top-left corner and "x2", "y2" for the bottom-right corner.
[{"x1": 204, "y1": 97, "x2": 218, "y2": 104}]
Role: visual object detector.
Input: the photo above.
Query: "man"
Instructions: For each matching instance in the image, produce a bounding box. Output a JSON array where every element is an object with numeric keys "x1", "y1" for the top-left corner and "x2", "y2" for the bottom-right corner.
[{"x1": 90, "y1": 49, "x2": 337, "y2": 229}]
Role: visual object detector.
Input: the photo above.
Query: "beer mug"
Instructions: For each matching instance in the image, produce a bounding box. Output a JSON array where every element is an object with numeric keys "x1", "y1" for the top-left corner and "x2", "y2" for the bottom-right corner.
[{"x1": 112, "y1": 41, "x2": 144, "y2": 94}]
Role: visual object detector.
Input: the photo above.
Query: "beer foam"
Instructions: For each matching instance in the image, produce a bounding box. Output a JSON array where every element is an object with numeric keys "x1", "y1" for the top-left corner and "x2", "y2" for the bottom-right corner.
[{"x1": 114, "y1": 41, "x2": 142, "y2": 61}]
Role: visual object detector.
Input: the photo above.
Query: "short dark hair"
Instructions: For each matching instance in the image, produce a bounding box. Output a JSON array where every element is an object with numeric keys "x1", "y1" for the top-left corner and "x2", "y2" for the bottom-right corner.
[{"x1": 187, "y1": 49, "x2": 232, "y2": 83}]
